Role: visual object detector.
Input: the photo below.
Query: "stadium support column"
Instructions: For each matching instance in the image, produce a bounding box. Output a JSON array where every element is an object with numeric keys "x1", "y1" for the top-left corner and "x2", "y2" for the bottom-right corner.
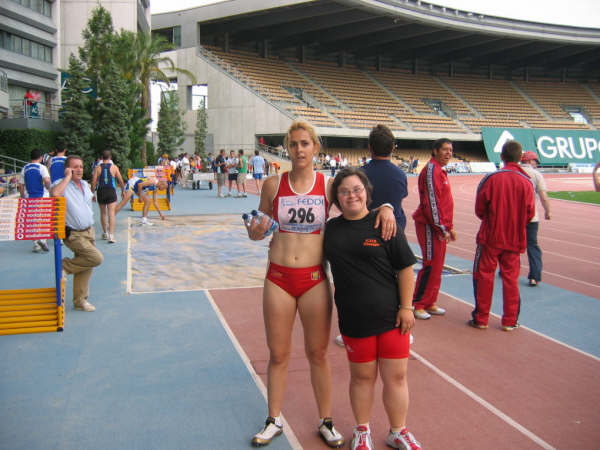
[
  {"x1": 376, "y1": 55, "x2": 383, "y2": 72},
  {"x1": 412, "y1": 57, "x2": 418, "y2": 74},
  {"x1": 297, "y1": 45, "x2": 306, "y2": 64},
  {"x1": 524, "y1": 67, "x2": 529, "y2": 81},
  {"x1": 449, "y1": 63, "x2": 454, "y2": 77},
  {"x1": 338, "y1": 51, "x2": 347, "y2": 67},
  {"x1": 224, "y1": 32, "x2": 230, "y2": 53},
  {"x1": 262, "y1": 39, "x2": 269, "y2": 58}
]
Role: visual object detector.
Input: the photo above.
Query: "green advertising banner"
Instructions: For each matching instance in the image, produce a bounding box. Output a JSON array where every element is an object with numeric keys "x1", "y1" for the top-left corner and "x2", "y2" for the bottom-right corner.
[{"x1": 482, "y1": 127, "x2": 600, "y2": 166}]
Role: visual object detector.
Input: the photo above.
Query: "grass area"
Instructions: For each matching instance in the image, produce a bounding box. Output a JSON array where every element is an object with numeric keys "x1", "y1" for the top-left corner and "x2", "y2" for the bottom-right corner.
[{"x1": 547, "y1": 191, "x2": 600, "y2": 204}]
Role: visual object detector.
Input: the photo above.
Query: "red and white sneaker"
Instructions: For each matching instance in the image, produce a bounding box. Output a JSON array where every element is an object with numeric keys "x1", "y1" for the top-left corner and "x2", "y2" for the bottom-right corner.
[
  {"x1": 351, "y1": 426, "x2": 373, "y2": 450},
  {"x1": 386, "y1": 428, "x2": 422, "y2": 449}
]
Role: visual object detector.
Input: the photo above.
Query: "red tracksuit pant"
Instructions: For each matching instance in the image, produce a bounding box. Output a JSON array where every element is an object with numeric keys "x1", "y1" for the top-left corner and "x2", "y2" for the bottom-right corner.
[
  {"x1": 472, "y1": 244, "x2": 521, "y2": 327},
  {"x1": 413, "y1": 223, "x2": 447, "y2": 310}
]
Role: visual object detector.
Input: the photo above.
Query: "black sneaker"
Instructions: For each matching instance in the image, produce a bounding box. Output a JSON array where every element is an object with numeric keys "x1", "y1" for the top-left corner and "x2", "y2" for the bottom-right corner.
[
  {"x1": 319, "y1": 417, "x2": 344, "y2": 448},
  {"x1": 252, "y1": 417, "x2": 283, "y2": 447}
]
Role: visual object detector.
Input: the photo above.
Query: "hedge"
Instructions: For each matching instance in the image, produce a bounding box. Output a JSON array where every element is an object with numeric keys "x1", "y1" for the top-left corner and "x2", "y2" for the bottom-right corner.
[{"x1": 0, "y1": 129, "x2": 59, "y2": 163}]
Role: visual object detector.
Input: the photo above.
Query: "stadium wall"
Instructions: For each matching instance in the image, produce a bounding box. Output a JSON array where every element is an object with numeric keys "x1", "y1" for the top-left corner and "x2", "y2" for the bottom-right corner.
[{"x1": 164, "y1": 48, "x2": 294, "y2": 154}]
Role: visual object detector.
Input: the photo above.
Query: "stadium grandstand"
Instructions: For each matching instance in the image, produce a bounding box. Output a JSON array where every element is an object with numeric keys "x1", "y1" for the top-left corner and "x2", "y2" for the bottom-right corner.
[{"x1": 151, "y1": 0, "x2": 600, "y2": 171}]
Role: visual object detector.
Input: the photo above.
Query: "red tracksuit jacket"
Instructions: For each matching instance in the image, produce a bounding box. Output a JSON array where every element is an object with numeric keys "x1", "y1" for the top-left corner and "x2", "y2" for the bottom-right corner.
[
  {"x1": 413, "y1": 158, "x2": 454, "y2": 236},
  {"x1": 475, "y1": 162, "x2": 535, "y2": 253}
]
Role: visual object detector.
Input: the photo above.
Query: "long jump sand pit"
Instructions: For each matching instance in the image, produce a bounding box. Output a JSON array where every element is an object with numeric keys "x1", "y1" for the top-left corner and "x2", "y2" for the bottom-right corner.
[{"x1": 129, "y1": 214, "x2": 268, "y2": 293}]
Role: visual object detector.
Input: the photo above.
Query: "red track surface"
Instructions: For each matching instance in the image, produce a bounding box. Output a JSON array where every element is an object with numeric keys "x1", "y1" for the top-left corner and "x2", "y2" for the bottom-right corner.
[
  {"x1": 223, "y1": 172, "x2": 600, "y2": 449},
  {"x1": 211, "y1": 288, "x2": 600, "y2": 449}
]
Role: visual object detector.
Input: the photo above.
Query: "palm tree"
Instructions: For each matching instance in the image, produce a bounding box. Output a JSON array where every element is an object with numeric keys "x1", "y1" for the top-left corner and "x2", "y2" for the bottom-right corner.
[{"x1": 114, "y1": 31, "x2": 196, "y2": 164}]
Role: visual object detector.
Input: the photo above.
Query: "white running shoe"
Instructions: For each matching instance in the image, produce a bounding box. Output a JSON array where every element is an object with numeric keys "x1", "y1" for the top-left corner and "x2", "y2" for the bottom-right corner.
[
  {"x1": 414, "y1": 309, "x2": 431, "y2": 320},
  {"x1": 386, "y1": 428, "x2": 422, "y2": 449},
  {"x1": 334, "y1": 334, "x2": 345, "y2": 347},
  {"x1": 225, "y1": 192, "x2": 232, "y2": 197},
  {"x1": 74, "y1": 300, "x2": 96, "y2": 312},
  {"x1": 318, "y1": 418, "x2": 344, "y2": 448},
  {"x1": 108, "y1": 234, "x2": 116, "y2": 243},
  {"x1": 32, "y1": 241, "x2": 43, "y2": 253},
  {"x1": 426, "y1": 305, "x2": 446, "y2": 315},
  {"x1": 252, "y1": 417, "x2": 282, "y2": 447},
  {"x1": 350, "y1": 426, "x2": 373, "y2": 450},
  {"x1": 101, "y1": 232, "x2": 109, "y2": 240},
  {"x1": 139, "y1": 220, "x2": 154, "y2": 227}
]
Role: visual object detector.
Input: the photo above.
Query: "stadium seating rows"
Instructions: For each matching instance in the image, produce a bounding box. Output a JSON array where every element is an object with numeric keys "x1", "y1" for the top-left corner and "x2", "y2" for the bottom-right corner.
[{"x1": 201, "y1": 46, "x2": 599, "y2": 134}]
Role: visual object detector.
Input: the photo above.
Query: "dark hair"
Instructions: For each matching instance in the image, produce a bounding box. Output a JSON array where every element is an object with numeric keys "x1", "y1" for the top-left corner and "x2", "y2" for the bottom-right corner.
[
  {"x1": 501, "y1": 140, "x2": 522, "y2": 163},
  {"x1": 238, "y1": 149, "x2": 244, "y2": 155},
  {"x1": 331, "y1": 167, "x2": 372, "y2": 210},
  {"x1": 368, "y1": 125, "x2": 395, "y2": 157},
  {"x1": 254, "y1": 150, "x2": 259, "y2": 156},
  {"x1": 432, "y1": 138, "x2": 452, "y2": 156},
  {"x1": 102, "y1": 149, "x2": 112, "y2": 160},
  {"x1": 65, "y1": 155, "x2": 83, "y2": 168},
  {"x1": 30, "y1": 148, "x2": 42, "y2": 160}
]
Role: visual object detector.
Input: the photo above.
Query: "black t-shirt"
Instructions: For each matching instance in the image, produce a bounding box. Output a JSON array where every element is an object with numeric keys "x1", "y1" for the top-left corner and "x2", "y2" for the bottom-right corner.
[{"x1": 324, "y1": 211, "x2": 416, "y2": 338}]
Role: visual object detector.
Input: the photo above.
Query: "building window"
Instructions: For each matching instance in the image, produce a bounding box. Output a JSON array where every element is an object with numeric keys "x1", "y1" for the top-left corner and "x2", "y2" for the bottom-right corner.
[
  {"x1": 189, "y1": 85, "x2": 208, "y2": 110},
  {"x1": 152, "y1": 26, "x2": 182, "y2": 48},
  {"x1": 10, "y1": 0, "x2": 52, "y2": 17},
  {"x1": 0, "y1": 31, "x2": 52, "y2": 63},
  {"x1": 564, "y1": 106, "x2": 588, "y2": 124}
]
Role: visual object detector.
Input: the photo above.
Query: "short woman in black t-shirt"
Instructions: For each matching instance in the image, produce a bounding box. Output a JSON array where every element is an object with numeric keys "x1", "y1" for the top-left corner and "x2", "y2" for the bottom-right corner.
[{"x1": 324, "y1": 167, "x2": 421, "y2": 450}]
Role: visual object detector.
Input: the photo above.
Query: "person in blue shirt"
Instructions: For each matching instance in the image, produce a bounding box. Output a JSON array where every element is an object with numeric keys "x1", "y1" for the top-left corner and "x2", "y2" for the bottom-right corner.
[
  {"x1": 115, "y1": 176, "x2": 167, "y2": 225},
  {"x1": 362, "y1": 125, "x2": 408, "y2": 231},
  {"x1": 18, "y1": 148, "x2": 51, "y2": 252},
  {"x1": 47, "y1": 146, "x2": 67, "y2": 183}
]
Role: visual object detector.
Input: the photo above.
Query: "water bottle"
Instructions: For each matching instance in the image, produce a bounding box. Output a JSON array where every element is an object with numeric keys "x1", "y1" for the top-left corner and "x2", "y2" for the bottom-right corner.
[
  {"x1": 251, "y1": 210, "x2": 279, "y2": 237},
  {"x1": 242, "y1": 213, "x2": 252, "y2": 227}
]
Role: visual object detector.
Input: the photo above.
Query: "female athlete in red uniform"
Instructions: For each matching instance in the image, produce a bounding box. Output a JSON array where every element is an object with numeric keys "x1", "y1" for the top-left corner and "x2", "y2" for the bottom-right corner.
[{"x1": 246, "y1": 121, "x2": 395, "y2": 447}]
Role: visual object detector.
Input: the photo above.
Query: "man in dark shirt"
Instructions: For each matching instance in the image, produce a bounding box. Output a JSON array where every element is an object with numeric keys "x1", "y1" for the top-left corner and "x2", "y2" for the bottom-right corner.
[{"x1": 362, "y1": 125, "x2": 408, "y2": 230}]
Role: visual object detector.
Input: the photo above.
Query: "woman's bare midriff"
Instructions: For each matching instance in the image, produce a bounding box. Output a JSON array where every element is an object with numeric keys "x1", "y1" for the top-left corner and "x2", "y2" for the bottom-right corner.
[{"x1": 268, "y1": 231, "x2": 324, "y2": 268}]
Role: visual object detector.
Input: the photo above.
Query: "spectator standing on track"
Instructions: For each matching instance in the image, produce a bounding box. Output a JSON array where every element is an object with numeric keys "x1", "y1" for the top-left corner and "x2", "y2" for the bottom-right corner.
[
  {"x1": 91, "y1": 150, "x2": 125, "y2": 244},
  {"x1": 593, "y1": 161, "x2": 600, "y2": 192},
  {"x1": 51, "y1": 155, "x2": 103, "y2": 312},
  {"x1": 47, "y1": 146, "x2": 67, "y2": 184},
  {"x1": 215, "y1": 149, "x2": 227, "y2": 197},
  {"x1": 362, "y1": 125, "x2": 408, "y2": 231},
  {"x1": 225, "y1": 150, "x2": 240, "y2": 197},
  {"x1": 412, "y1": 138, "x2": 456, "y2": 320},
  {"x1": 324, "y1": 168, "x2": 420, "y2": 450},
  {"x1": 249, "y1": 150, "x2": 266, "y2": 193},
  {"x1": 520, "y1": 151, "x2": 552, "y2": 287},
  {"x1": 470, "y1": 140, "x2": 534, "y2": 331},
  {"x1": 237, "y1": 149, "x2": 248, "y2": 197},
  {"x1": 19, "y1": 148, "x2": 51, "y2": 253}
]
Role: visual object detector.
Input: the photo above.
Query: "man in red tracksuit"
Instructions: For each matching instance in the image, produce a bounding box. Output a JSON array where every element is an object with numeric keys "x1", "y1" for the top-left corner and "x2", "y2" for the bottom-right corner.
[
  {"x1": 470, "y1": 140, "x2": 535, "y2": 331},
  {"x1": 413, "y1": 138, "x2": 456, "y2": 320}
]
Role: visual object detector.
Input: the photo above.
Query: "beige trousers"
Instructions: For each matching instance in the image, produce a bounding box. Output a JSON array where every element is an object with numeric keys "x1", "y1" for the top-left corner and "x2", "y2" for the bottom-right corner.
[{"x1": 62, "y1": 228, "x2": 103, "y2": 305}]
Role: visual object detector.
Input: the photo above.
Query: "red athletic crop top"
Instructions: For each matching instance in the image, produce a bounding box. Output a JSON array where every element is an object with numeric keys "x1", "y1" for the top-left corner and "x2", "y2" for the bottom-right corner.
[{"x1": 272, "y1": 171, "x2": 329, "y2": 234}]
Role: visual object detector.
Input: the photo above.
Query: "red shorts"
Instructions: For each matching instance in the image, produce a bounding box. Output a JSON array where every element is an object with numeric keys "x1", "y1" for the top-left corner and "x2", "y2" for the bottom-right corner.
[
  {"x1": 342, "y1": 328, "x2": 410, "y2": 363},
  {"x1": 266, "y1": 262, "x2": 325, "y2": 298}
]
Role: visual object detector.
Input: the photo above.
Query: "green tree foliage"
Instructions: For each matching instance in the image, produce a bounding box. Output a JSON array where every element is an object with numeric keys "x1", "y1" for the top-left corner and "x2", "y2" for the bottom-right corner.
[
  {"x1": 157, "y1": 90, "x2": 186, "y2": 156},
  {"x1": 79, "y1": 6, "x2": 114, "y2": 90},
  {"x1": 96, "y1": 58, "x2": 131, "y2": 171},
  {"x1": 194, "y1": 100, "x2": 208, "y2": 158},
  {"x1": 113, "y1": 31, "x2": 196, "y2": 163},
  {"x1": 61, "y1": 54, "x2": 93, "y2": 165}
]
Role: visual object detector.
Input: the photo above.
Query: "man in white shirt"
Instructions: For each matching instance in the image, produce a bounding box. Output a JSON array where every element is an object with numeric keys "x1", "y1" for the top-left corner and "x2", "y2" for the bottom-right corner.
[
  {"x1": 225, "y1": 150, "x2": 239, "y2": 197},
  {"x1": 51, "y1": 155, "x2": 103, "y2": 311},
  {"x1": 520, "y1": 151, "x2": 552, "y2": 287}
]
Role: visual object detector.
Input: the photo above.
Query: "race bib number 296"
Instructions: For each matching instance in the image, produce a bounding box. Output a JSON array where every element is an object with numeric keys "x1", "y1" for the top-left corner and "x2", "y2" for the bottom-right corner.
[{"x1": 278, "y1": 195, "x2": 325, "y2": 233}]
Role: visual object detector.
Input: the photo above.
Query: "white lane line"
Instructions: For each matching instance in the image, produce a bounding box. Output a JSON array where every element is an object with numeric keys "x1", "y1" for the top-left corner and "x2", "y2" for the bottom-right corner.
[
  {"x1": 126, "y1": 217, "x2": 133, "y2": 294},
  {"x1": 128, "y1": 285, "x2": 265, "y2": 295},
  {"x1": 204, "y1": 290, "x2": 302, "y2": 450},
  {"x1": 410, "y1": 349, "x2": 556, "y2": 450},
  {"x1": 440, "y1": 289, "x2": 600, "y2": 362}
]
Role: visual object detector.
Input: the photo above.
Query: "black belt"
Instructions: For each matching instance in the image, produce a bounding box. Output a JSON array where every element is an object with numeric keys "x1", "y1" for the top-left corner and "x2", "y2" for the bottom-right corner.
[{"x1": 65, "y1": 226, "x2": 91, "y2": 238}]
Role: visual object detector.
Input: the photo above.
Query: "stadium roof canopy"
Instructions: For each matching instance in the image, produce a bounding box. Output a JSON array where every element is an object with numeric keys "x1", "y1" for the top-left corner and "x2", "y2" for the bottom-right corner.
[{"x1": 153, "y1": 0, "x2": 600, "y2": 79}]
